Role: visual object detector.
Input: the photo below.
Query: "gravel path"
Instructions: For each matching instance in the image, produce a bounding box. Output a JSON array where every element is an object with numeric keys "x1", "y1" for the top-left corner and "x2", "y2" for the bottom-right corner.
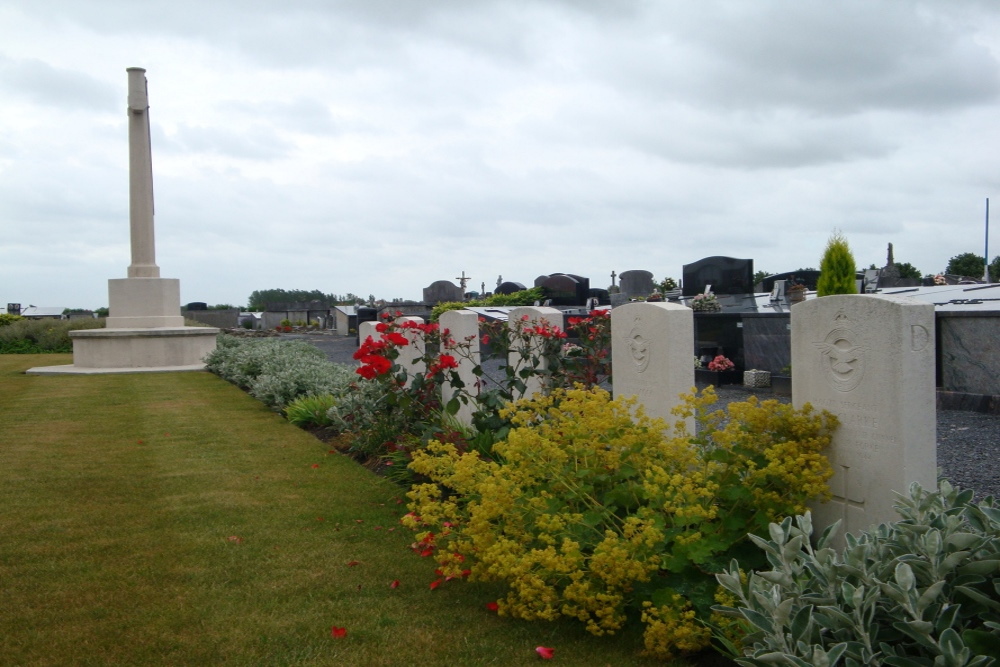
[{"x1": 289, "y1": 332, "x2": 1000, "y2": 501}]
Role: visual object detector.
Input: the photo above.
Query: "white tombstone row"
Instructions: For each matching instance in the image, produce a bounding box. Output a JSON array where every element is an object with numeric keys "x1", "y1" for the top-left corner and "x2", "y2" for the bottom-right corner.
[{"x1": 357, "y1": 296, "x2": 937, "y2": 543}]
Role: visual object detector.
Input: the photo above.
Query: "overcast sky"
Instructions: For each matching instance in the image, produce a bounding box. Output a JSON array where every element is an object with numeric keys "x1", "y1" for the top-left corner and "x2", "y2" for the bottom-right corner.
[{"x1": 3, "y1": 1, "x2": 999, "y2": 309}]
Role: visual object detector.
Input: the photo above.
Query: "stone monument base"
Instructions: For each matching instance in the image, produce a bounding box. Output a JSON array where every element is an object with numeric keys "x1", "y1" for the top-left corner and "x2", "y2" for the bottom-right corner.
[
  {"x1": 107, "y1": 277, "x2": 185, "y2": 328},
  {"x1": 26, "y1": 327, "x2": 219, "y2": 375}
]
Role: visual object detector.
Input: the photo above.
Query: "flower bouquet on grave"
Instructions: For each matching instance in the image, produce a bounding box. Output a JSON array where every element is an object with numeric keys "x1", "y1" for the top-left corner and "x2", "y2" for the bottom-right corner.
[
  {"x1": 690, "y1": 292, "x2": 721, "y2": 312},
  {"x1": 707, "y1": 355, "x2": 735, "y2": 372}
]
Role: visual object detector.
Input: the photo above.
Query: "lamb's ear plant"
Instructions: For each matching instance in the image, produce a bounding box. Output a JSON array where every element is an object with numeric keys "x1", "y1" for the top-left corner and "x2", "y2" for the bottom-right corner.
[
  {"x1": 204, "y1": 335, "x2": 356, "y2": 410},
  {"x1": 714, "y1": 480, "x2": 1000, "y2": 667}
]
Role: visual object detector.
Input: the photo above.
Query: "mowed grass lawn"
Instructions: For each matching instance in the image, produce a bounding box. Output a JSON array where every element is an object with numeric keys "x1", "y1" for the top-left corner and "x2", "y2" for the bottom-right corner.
[{"x1": 0, "y1": 354, "x2": 667, "y2": 667}]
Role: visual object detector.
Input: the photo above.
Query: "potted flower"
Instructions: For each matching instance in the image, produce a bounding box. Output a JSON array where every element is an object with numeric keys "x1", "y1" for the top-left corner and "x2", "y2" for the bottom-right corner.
[
  {"x1": 690, "y1": 292, "x2": 721, "y2": 312},
  {"x1": 695, "y1": 354, "x2": 739, "y2": 386},
  {"x1": 786, "y1": 282, "x2": 807, "y2": 303}
]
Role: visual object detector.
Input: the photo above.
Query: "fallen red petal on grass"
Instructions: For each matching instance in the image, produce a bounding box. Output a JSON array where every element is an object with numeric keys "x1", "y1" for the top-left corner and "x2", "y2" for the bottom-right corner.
[
  {"x1": 429, "y1": 579, "x2": 441, "y2": 590},
  {"x1": 311, "y1": 463, "x2": 320, "y2": 469},
  {"x1": 355, "y1": 519, "x2": 364, "y2": 523},
  {"x1": 535, "y1": 646, "x2": 555, "y2": 659},
  {"x1": 347, "y1": 560, "x2": 360, "y2": 567},
  {"x1": 486, "y1": 601, "x2": 499, "y2": 611},
  {"x1": 330, "y1": 626, "x2": 347, "y2": 639},
  {"x1": 390, "y1": 580, "x2": 400, "y2": 589},
  {"x1": 137, "y1": 440, "x2": 143, "y2": 444},
  {"x1": 226, "y1": 536, "x2": 243, "y2": 544}
]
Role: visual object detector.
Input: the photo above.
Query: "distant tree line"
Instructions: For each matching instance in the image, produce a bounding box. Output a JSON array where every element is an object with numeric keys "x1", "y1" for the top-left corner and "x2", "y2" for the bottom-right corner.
[{"x1": 246, "y1": 289, "x2": 363, "y2": 311}]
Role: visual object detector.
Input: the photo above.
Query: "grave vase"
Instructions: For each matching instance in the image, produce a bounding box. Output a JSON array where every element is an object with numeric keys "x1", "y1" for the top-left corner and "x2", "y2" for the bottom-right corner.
[{"x1": 787, "y1": 289, "x2": 806, "y2": 304}]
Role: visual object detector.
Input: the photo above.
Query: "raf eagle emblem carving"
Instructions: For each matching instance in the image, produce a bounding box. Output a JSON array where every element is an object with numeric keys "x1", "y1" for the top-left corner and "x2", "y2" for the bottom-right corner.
[{"x1": 812, "y1": 312, "x2": 868, "y2": 392}]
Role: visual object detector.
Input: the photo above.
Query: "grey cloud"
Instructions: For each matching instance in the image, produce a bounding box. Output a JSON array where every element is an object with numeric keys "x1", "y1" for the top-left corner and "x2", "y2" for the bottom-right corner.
[
  {"x1": 228, "y1": 98, "x2": 339, "y2": 135},
  {"x1": 593, "y1": 2, "x2": 1000, "y2": 116},
  {"x1": 163, "y1": 123, "x2": 294, "y2": 160},
  {"x1": 0, "y1": 56, "x2": 117, "y2": 111}
]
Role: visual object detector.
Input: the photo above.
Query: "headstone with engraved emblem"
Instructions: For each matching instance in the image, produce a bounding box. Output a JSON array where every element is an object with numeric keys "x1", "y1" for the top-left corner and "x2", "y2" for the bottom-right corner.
[{"x1": 792, "y1": 294, "x2": 936, "y2": 546}]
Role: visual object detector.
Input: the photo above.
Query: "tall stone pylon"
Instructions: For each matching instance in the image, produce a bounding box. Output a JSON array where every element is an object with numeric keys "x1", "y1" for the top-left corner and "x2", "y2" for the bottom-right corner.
[
  {"x1": 106, "y1": 67, "x2": 184, "y2": 329},
  {"x1": 126, "y1": 67, "x2": 159, "y2": 279}
]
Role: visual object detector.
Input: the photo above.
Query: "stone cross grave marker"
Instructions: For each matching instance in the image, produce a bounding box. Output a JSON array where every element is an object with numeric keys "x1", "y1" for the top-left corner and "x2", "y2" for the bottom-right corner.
[
  {"x1": 612, "y1": 302, "x2": 694, "y2": 431},
  {"x1": 792, "y1": 294, "x2": 936, "y2": 544}
]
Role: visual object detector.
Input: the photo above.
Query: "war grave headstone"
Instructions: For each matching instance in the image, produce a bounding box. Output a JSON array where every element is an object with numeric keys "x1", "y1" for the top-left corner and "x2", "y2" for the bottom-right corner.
[
  {"x1": 682, "y1": 256, "x2": 754, "y2": 296},
  {"x1": 612, "y1": 302, "x2": 695, "y2": 431},
  {"x1": 422, "y1": 280, "x2": 464, "y2": 305},
  {"x1": 439, "y1": 309, "x2": 481, "y2": 426},
  {"x1": 358, "y1": 320, "x2": 379, "y2": 347},
  {"x1": 618, "y1": 270, "x2": 656, "y2": 299},
  {"x1": 792, "y1": 294, "x2": 936, "y2": 544},
  {"x1": 395, "y1": 316, "x2": 427, "y2": 387},
  {"x1": 508, "y1": 306, "x2": 563, "y2": 399}
]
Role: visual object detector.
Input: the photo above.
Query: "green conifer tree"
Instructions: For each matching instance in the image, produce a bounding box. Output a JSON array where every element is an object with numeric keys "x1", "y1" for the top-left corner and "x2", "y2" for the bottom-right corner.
[{"x1": 816, "y1": 231, "x2": 858, "y2": 296}]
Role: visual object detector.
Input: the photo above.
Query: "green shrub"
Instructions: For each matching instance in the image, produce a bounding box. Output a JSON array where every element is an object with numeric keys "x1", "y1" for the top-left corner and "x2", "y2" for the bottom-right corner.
[
  {"x1": 430, "y1": 287, "x2": 544, "y2": 321},
  {"x1": 0, "y1": 318, "x2": 104, "y2": 353},
  {"x1": 284, "y1": 394, "x2": 338, "y2": 427},
  {"x1": 0, "y1": 313, "x2": 26, "y2": 327},
  {"x1": 404, "y1": 386, "x2": 838, "y2": 660},
  {"x1": 817, "y1": 230, "x2": 859, "y2": 296},
  {"x1": 715, "y1": 480, "x2": 1000, "y2": 666}
]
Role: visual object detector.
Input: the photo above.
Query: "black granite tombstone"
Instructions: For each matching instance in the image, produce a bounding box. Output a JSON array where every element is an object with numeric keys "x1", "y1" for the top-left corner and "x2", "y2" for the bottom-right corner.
[
  {"x1": 496, "y1": 281, "x2": 527, "y2": 295},
  {"x1": 588, "y1": 288, "x2": 611, "y2": 306},
  {"x1": 422, "y1": 280, "x2": 464, "y2": 304},
  {"x1": 539, "y1": 273, "x2": 590, "y2": 305},
  {"x1": 618, "y1": 270, "x2": 655, "y2": 298},
  {"x1": 682, "y1": 257, "x2": 754, "y2": 296}
]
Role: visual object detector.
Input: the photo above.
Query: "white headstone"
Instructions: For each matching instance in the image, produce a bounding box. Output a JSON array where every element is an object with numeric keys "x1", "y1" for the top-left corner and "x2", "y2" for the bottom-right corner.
[
  {"x1": 439, "y1": 309, "x2": 481, "y2": 426},
  {"x1": 611, "y1": 302, "x2": 695, "y2": 431},
  {"x1": 792, "y1": 294, "x2": 936, "y2": 543},
  {"x1": 508, "y1": 306, "x2": 563, "y2": 399},
  {"x1": 395, "y1": 316, "x2": 426, "y2": 386},
  {"x1": 358, "y1": 320, "x2": 379, "y2": 346}
]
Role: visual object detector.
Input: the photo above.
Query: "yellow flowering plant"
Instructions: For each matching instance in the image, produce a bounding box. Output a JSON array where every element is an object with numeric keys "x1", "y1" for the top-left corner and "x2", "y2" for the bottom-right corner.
[{"x1": 403, "y1": 386, "x2": 837, "y2": 660}]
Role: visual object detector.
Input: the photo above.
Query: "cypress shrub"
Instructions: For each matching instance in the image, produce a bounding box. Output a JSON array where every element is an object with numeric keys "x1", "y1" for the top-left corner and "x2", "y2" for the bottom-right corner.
[{"x1": 816, "y1": 230, "x2": 858, "y2": 296}]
